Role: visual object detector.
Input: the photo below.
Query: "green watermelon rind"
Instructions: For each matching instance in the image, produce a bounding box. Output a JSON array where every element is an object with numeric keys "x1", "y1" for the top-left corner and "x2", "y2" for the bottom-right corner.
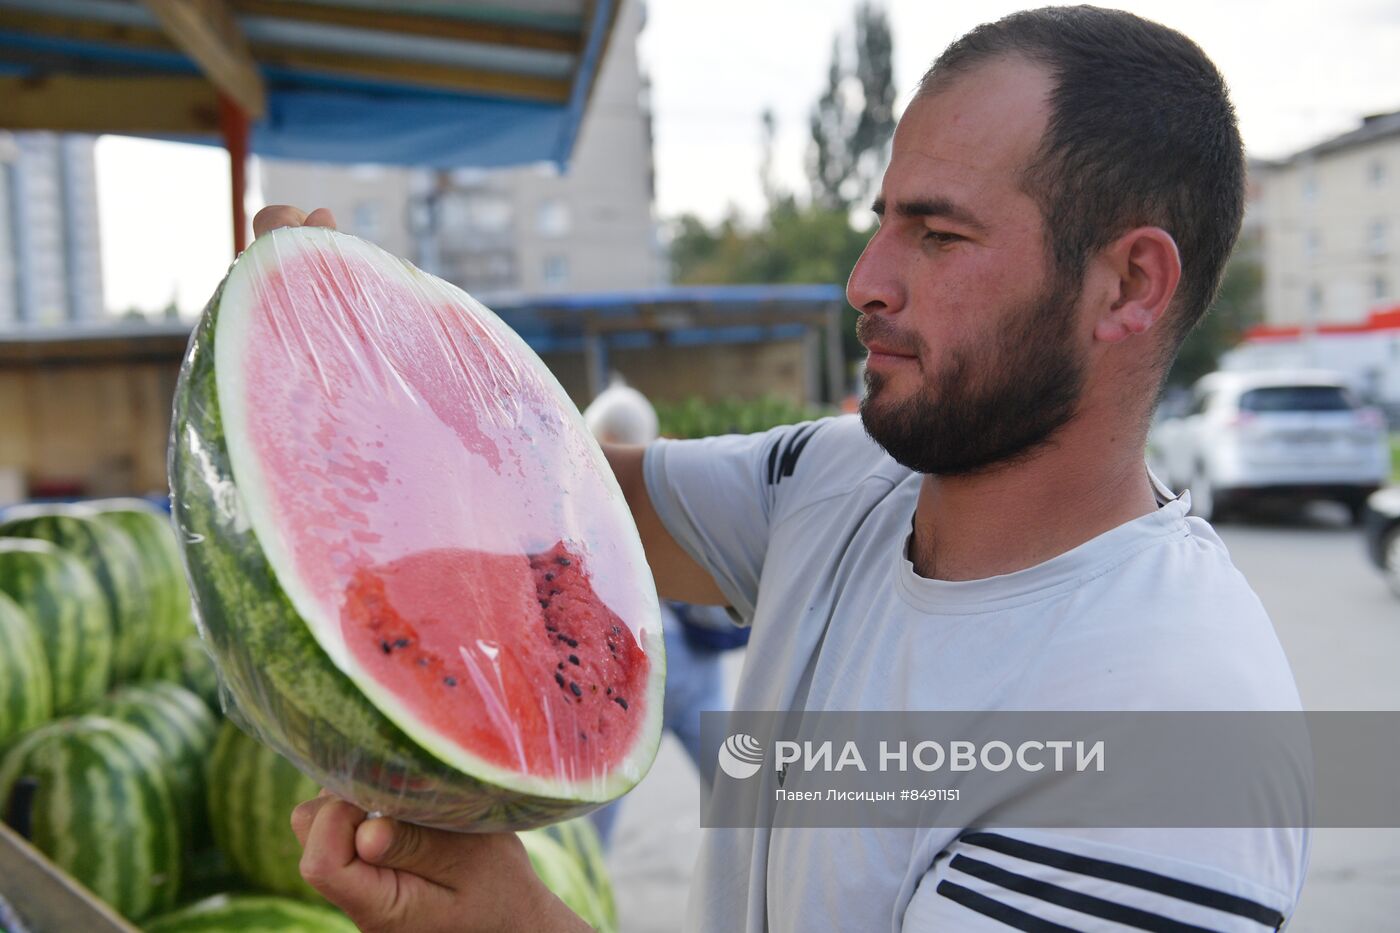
[
  {"x1": 0, "y1": 539, "x2": 113, "y2": 715},
  {"x1": 170, "y1": 230, "x2": 663, "y2": 830},
  {"x1": 520, "y1": 828, "x2": 618, "y2": 933},
  {"x1": 0, "y1": 508, "x2": 151, "y2": 682},
  {"x1": 88, "y1": 500, "x2": 196, "y2": 671},
  {"x1": 0, "y1": 716, "x2": 181, "y2": 922},
  {"x1": 0, "y1": 590, "x2": 51, "y2": 748},
  {"x1": 143, "y1": 894, "x2": 357, "y2": 933},
  {"x1": 93, "y1": 681, "x2": 218, "y2": 852},
  {"x1": 205, "y1": 720, "x2": 323, "y2": 902}
]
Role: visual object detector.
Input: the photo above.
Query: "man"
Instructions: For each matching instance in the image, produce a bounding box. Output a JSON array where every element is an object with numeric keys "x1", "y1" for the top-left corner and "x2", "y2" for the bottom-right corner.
[{"x1": 282, "y1": 7, "x2": 1307, "y2": 930}]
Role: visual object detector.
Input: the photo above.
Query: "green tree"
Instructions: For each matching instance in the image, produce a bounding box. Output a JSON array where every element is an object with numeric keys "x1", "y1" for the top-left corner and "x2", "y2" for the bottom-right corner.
[
  {"x1": 807, "y1": 2, "x2": 896, "y2": 211},
  {"x1": 1166, "y1": 252, "x2": 1263, "y2": 388}
]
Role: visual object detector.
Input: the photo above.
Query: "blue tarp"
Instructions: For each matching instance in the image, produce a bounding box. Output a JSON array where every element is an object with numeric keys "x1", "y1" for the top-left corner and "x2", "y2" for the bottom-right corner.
[{"x1": 0, "y1": 0, "x2": 616, "y2": 170}]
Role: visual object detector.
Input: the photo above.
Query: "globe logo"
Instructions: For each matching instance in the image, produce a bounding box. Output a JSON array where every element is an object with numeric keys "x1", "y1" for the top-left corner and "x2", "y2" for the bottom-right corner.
[{"x1": 717, "y1": 733, "x2": 764, "y2": 780}]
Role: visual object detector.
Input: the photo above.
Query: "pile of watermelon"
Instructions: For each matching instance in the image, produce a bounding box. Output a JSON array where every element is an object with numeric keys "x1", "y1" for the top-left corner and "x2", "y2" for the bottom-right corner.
[{"x1": 0, "y1": 497, "x2": 622, "y2": 931}]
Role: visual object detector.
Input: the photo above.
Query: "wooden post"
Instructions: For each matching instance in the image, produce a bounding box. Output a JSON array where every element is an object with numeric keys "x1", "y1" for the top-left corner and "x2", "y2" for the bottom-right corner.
[{"x1": 218, "y1": 92, "x2": 249, "y2": 255}]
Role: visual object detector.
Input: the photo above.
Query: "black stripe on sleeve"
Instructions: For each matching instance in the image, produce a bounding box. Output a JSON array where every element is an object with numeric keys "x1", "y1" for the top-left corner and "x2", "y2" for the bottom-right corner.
[
  {"x1": 766, "y1": 423, "x2": 819, "y2": 486},
  {"x1": 765, "y1": 433, "x2": 782, "y2": 485},
  {"x1": 951, "y1": 855, "x2": 1218, "y2": 933},
  {"x1": 960, "y1": 833, "x2": 1285, "y2": 929},
  {"x1": 936, "y1": 880, "x2": 1082, "y2": 932}
]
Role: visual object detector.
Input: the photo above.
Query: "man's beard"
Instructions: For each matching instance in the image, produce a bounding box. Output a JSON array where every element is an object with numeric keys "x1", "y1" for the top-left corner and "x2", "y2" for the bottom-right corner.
[{"x1": 858, "y1": 273, "x2": 1086, "y2": 476}]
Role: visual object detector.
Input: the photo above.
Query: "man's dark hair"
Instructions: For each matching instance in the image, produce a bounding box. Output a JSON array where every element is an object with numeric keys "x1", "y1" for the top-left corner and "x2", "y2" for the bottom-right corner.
[{"x1": 920, "y1": 5, "x2": 1245, "y2": 356}]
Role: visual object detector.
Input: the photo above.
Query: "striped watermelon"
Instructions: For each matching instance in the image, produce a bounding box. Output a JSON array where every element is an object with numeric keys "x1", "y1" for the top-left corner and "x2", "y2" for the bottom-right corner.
[
  {"x1": 0, "y1": 506, "x2": 151, "y2": 681},
  {"x1": 88, "y1": 499, "x2": 196, "y2": 670},
  {"x1": 0, "y1": 538, "x2": 112, "y2": 714},
  {"x1": 539, "y1": 817, "x2": 615, "y2": 922},
  {"x1": 0, "y1": 716, "x2": 181, "y2": 920},
  {"x1": 521, "y1": 825, "x2": 618, "y2": 933},
  {"x1": 0, "y1": 591, "x2": 50, "y2": 746},
  {"x1": 93, "y1": 682, "x2": 217, "y2": 850},
  {"x1": 144, "y1": 894, "x2": 355, "y2": 932},
  {"x1": 150, "y1": 635, "x2": 223, "y2": 712},
  {"x1": 207, "y1": 720, "x2": 321, "y2": 901},
  {"x1": 170, "y1": 227, "x2": 664, "y2": 832}
]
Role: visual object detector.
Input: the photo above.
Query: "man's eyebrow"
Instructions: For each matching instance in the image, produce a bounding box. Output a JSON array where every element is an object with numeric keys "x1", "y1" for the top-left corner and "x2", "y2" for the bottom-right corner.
[{"x1": 869, "y1": 196, "x2": 987, "y2": 233}]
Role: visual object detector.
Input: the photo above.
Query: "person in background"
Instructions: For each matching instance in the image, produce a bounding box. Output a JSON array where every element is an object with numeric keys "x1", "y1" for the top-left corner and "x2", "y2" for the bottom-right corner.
[{"x1": 581, "y1": 376, "x2": 741, "y2": 842}]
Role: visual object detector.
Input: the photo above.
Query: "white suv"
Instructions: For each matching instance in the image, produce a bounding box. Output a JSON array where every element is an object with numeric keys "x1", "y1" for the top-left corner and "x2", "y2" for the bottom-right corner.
[{"x1": 1149, "y1": 370, "x2": 1392, "y2": 522}]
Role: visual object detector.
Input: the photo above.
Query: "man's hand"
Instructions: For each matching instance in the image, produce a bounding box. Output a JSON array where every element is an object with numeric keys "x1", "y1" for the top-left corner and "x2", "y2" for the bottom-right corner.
[
  {"x1": 290, "y1": 794, "x2": 592, "y2": 933},
  {"x1": 253, "y1": 204, "x2": 338, "y2": 238}
]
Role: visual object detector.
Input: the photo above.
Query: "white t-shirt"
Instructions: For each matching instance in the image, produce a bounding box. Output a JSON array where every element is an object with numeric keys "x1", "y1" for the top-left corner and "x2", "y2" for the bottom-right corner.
[{"x1": 643, "y1": 415, "x2": 1308, "y2": 932}]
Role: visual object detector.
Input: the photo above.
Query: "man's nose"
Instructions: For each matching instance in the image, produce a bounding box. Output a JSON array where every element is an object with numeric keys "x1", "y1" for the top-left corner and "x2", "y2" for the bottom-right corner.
[{"x1": 846, "y1": 230, "x2": 905, "y2": 316}]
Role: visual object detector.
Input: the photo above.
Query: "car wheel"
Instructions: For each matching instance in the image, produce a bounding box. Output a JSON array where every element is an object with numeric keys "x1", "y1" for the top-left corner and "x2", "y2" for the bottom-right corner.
[
  {"x1": 1384, "y1": 527, "x2": 1400, "y2": 599},
  {"x1": 1189, "y1": 467, "x2": 1223, "y2": 522}
]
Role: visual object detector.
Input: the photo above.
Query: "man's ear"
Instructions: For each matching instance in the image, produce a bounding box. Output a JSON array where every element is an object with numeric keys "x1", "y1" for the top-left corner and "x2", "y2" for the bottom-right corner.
[{"x1": 1093, "y1": 227, "x2": 1181, "y2": 344}]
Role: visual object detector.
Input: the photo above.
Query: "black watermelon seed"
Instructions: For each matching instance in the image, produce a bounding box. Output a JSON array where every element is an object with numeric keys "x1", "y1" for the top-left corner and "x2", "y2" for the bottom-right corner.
[
  {"x1": 566, "y1": 637, "x2": 578, "y2": 648},
  {"x1": 606, "y1": 687, "x2": 612, "y2": 695},
  {"x1": 394, "y1": 638, "x2": 410, "y2": 649},
  {"x1": 380, "y1": 640, "x2": 392, "y2": 654},
  {"x1": 580, "y1": 732, "x2": 587, "y2": 741},
  {"x1": 416, "y1": 657, "x2": 429, "y2": 667},
  {"x1": 556, "y1": 556, "x2": 571, "y2": 566},
  {"x1": 611, "y1": 625, "x2": 621, "y2": 635},
  {"x1": 539, "y1": 599, "x2": 551, "y2": 609},
  {"x1": 545, "y1": 572, "x2": 555, "y2": 582},
  {"x1": 613, "y1": 696, "x2": 628, "y2": 710},
  {"x1": 554, "y1": 672, "x2": 565, "y2": 688},
  {"x1": 569, "y1": 682, "x2": 582, "y2": 697},
  {"x1": 443, "y1": 676, "x2": 457, "y2": 687},
  {"x1": 568, "y1": 654, "x2": 579, "y2": 665},
  {"x1": 549, "y1": 588, "x2": 562, "y2": 597},
  {"x1": 557, "y1": 661, "x2": 564, "y2": 670}
]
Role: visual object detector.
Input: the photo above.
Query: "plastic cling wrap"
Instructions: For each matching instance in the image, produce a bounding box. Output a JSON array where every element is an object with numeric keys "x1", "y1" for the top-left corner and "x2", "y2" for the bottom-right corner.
[{"x1": 169, "y1": 226, "x2": 666, "y2": 832}]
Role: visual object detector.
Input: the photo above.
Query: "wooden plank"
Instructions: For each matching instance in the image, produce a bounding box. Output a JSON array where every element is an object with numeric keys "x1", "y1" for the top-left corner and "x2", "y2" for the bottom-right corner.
[
  {"x1": 141, "y1": 0, "x2": 267, "y2": 117},
  {"x1": 247, "y1": 44, "x2": 571, "y2": 101},
  {"x1": 0, "y1": 75, "x2": 220, "y2": 134},
  {"x1": 229, "y1": 0, "x2": 581, "y2": 53},
  {"x1": 0, "y1": 821, "x2": 137, "y2": 932}
]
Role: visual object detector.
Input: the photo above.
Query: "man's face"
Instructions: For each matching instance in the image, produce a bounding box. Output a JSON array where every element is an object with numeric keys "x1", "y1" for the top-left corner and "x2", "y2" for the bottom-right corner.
[{"x1": 847, "y1": 57, "x2": 1087, "y2": 476}]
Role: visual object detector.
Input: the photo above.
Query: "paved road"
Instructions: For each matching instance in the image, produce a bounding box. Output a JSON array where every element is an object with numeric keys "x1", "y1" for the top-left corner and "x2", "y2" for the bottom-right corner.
[
  {"x1": 605, "y1": 504, "x2": 1400, "y2": 932},
  {"x1": 1217, "y1": 506, "x2": 1400, "y2": 932}
]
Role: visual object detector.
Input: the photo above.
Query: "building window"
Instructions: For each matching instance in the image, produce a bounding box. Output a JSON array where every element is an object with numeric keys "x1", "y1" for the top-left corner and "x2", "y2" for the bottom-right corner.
[
  {"x1": 1304, "y1": 228, "x2": 1321, "y2": 259},
  {"x1": 543, "y1": 254, "x2": 569, "y2": 287},
  {"x1": 1368, "y1": 220, "x2": 1388, "y2": 257},
  {"x1": 1307, "y1": 284, "x2": 1324, "y2": 319},
  {"x1": 441, "y1": 191, "x2": 512, "y2": 235},
  {"x1": 536, "y1": 200, "x2": 571, "y2": 238},
  {"x1": 1374, "y1": 276, "x2": 1389, "y2": 302},
  {"x1": 351, "y1": 200, "x2": 381, "y2": 239},
  {"x1": 1370, "y1": 159, "x2": 1386, "y2": 187}
]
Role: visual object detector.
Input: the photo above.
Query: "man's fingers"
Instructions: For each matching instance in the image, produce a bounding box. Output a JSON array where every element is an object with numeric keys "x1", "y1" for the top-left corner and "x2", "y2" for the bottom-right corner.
[
  {"x1": 355, "y1": 817, "x2": 473, "y2": 886},
  {"x1": 252, "y1": 204, "x2": 307, "y2": 238},
  {"x1": 289, "y1": 793, "x2": 334, "y2": 847},
  {"x1": 298, "y1": 798, "x2": 386, "y2": 915},
  {"x1": 304, "y1": 207, "x2": 338, "y2": 229}
]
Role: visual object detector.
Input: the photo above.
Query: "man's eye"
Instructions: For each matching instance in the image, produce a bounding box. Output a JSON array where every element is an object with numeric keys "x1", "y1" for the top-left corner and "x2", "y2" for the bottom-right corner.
[{"x1": 922, "y1": 230, "x2": 962, "y2": 246}]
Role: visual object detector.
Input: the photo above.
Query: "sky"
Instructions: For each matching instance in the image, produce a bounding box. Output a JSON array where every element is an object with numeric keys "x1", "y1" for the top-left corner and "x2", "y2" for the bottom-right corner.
[{"x1": 95, "y1": 0, "x2": 1400, "y2": 314}]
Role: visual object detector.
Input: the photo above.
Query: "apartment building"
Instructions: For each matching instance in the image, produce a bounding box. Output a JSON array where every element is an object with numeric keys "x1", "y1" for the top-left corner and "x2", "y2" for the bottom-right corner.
[
  {"x1": 1256, "y1": 110, "x2": 1400, "y2": 327},
  {"x1": 260, "y1": 0, "x2": 665, "y2": 297}
]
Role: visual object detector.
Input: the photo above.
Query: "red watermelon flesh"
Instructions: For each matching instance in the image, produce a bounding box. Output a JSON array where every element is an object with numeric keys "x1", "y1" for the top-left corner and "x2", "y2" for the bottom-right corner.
[
  {"x1": 204, "y1": 227, "x2": 664, "y2": 805},
  {"x1": 342, "y1": 543, "x2": 649, "y2": 781}
]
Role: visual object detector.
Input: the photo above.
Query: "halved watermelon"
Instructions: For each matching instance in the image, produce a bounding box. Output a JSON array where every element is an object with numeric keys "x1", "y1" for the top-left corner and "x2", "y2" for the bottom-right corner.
[{"x1": 170, "y1": 226, "x2": 664, "y2": 831}]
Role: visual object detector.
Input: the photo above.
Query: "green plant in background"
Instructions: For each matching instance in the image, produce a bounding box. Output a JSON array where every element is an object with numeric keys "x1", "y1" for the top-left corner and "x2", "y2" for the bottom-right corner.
[
  {"x1": 655, "y1": 396, "x2": 835, "y2": 439},
  {"x1": 1391, "y1": 434, "x2": 1399, "y2": 484}
]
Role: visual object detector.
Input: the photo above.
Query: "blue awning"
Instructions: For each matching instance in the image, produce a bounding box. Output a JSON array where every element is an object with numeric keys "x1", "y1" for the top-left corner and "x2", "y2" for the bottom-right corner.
[{"x1": 0, "y1": 0, "x2": 618, "y2": 169}]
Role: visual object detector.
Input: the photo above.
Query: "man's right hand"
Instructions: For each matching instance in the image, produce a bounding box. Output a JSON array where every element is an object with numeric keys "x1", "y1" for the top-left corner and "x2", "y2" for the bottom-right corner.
[{"x1": 253, "y1": 204, "x2": 338, "y2": 238}]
